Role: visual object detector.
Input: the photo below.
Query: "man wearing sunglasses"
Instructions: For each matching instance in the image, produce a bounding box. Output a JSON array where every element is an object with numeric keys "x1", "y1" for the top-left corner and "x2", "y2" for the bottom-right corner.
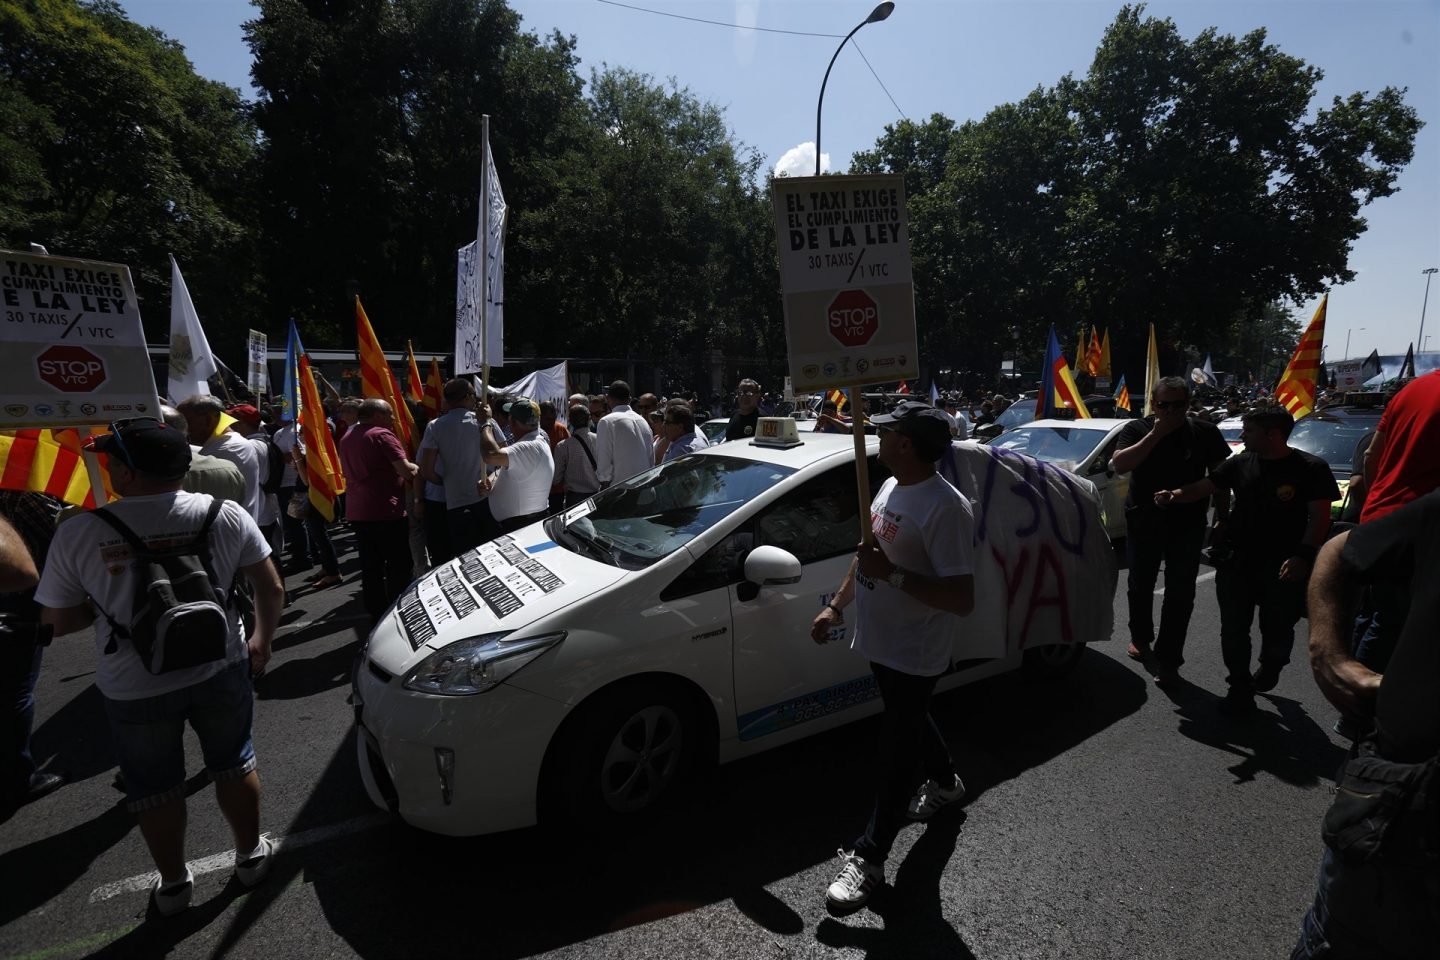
[
  {"x1": 1111, "y1": 376, "x2": 1231, "y2": 686},
  {"x1": 723, "y1": 379, "x2": 763, "y2": 442}
]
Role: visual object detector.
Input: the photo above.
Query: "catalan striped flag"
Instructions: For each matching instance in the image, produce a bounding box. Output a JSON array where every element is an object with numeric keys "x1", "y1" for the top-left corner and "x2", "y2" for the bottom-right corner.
[
  {"x1": 0, "y1": 428, "x2": 107, "y2": 508},
  {"x1": 1275, "y1": 294, "x2": 1327, "y2": 420},
  {"x1": 1038, "y1": 325, "x2": 1092, "y2": 419},
  {"x1": 1086, "y1": 327, "x2": 1102, "y2": 377},
  {"x1": 355, "y1": 297, "x2": 415, "y2": 453},
  {"x1": 423, "y1": 357, "x2": 444, "y2": 417},
  {"x1": 826, "y1": 388, "x2": 846, "y2": 413},
  {"x1": 1113, "y1": 374, "x2": 1131, "y2": 412},
  {"x1": 1099, "y1": 329, "x2": 1112, "y2": 380},
  {"x1": 297, "y1": 352, "x2": 345, "y2": 521},
  {"x1": 404, "y1": 341, "x2": 425, "y2": 405}
]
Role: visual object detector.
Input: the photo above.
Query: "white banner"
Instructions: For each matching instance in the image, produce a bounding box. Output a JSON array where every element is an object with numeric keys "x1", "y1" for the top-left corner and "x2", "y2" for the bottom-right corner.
[
  {"x1": 166, "y1": 255, "x2": 218, "y2": 404},
  {"x1": 246, "y1": 329, "x2": 268, "y2": 396},
  {"x1": 477, "y1": 361, "x2": 569, "y2": 422},
  {"x1": 0, "y1": 248, "x2": 161, "y2": 428},
  {"x1": 455, "y1": 120, "x2": 507, "y2": 373}
]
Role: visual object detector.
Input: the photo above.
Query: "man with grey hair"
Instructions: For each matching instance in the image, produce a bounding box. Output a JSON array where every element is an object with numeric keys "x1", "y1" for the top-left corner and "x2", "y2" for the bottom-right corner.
[
  {"x1": 177, "y1": 395, "x2": 261, "y2": 523},
  {"x1": 481, "y1": 399, "x2": 554, "y2": 533},
  {"x1": 1111, "y1": 375, "x2": 1231, "y2": 685},
  {"x1": 554, "y1": 406, "x2": 599, "y2": 508},
  {"x1": 161, "y1": 404, "x2": 244, "y2": 504},
  {"x1": 338, "y1": 399, "x2": 419, "y2": 624}
]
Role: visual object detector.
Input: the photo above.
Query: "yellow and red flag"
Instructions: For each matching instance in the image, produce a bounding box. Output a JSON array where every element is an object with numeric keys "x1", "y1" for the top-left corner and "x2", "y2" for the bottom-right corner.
[
  {"x1": 825, "y1": 388, "x2": 846, "y2": 413},
  {"x1": 355, "y1": 297, "x2": 416, "y2": 453},
  {"x1": 1038, "y1": 325, "x2": 1092, "y2": 419},
  {"x1": 1099, "y1": 329, "x2": 1112, "y2": 380},
  {"x1": 1275, "y1": 295, "x2": 1327, "y2": 420},
  {"x1": 0, "y1": 428, "x2": 109, "y2": 508},
  {"x1": 297, "y1": 353, "x2": 345, "y2": 521},
  {"x1": 1085, "y1": 327, "x2": 1101, "y2": 377},
  {"x1": 423, "y1": 357, "x2": 444, "y2": 417},
  {"x1": 1113, "y1": 374, "x2": 1131, "y2": 412},
  {"x1": 404, "y1": 341, "x2": 425, "y2": 405}
]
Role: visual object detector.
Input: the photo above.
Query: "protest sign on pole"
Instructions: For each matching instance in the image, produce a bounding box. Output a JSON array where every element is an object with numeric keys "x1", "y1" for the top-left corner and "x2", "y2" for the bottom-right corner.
[
  {"x1": 771, "y1": 174, "x2": 918, "y2": 544},
  {"x1": 455, "y1": 115, "x2": 507, "y2": 377},
  {"x1": 770, "y1": 174, "x2": 918, "y2": 393},
  {"x1": 0, "y1": 248, "x2": 161, "y2": 430},
  {"x1": 246, "y1": 329, "x2": 268, "y2": 396}
]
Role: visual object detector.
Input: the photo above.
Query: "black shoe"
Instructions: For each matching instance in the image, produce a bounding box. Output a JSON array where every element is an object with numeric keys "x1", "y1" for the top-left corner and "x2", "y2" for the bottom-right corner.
[
  {"x1": 24, "y1": 771, "x2": 65, "y2": 804},
  {"x1": 1251, "y1": 667, "x2": 1282, "y2": 693},
  {"x1": 1153, "y1": 663, "x2": 1182, "y2": 688},
  {"x1": 1218, "y1": 690, "x2": 1256, "y2": 716}
]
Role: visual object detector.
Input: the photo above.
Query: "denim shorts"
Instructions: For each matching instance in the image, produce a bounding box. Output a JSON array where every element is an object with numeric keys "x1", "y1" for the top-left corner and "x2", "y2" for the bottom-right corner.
[{"x1": 102, "y1": 661, "x2": 257, "y2": 812}]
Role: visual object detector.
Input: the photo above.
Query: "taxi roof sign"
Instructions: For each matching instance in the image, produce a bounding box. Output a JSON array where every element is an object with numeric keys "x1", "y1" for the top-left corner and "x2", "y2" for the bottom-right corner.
[{"x1": 750, "y1": 416, "x2": 803, "y2": 449}]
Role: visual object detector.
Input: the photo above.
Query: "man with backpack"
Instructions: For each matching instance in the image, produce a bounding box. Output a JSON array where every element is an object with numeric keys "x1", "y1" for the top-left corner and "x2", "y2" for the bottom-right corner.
[{"x1": 35, "y1": 418, "x2": 283, "y2": 917}]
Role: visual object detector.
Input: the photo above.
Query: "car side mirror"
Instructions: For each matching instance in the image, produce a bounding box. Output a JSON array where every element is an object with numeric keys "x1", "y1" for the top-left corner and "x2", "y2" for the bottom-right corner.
[{"x1": 743, "y1": 545, "x2": 803, "y2": 586}]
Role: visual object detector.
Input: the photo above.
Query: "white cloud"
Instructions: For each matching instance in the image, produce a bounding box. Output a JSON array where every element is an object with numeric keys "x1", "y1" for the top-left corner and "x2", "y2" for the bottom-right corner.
[{"x1": 774, "y1": 142, "x2": 829, "y2": 178}]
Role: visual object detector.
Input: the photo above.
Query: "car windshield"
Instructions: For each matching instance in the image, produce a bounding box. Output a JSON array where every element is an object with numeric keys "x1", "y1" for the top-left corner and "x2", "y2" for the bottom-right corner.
[
  {"x1": 701, "y1": 420, "x2": 728, "y2": 443},
  {"x1": 1288, "y1": 418, "x2": 1375, "y2": 479},
  {"x1": 989, "y1": 425, "x2": 1105, "y2": 467},
  {"x1": 994, "y1": 403, "x2": 1036, "y2": 429},
  {"x1": 548, "y1": 455, "x2": 796, "y2": 570}
]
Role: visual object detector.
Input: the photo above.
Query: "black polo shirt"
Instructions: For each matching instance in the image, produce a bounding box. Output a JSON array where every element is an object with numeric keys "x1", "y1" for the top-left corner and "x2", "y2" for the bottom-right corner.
[{"x1": 1116, "y1": 415, "x2": 1230, "y2": 515}]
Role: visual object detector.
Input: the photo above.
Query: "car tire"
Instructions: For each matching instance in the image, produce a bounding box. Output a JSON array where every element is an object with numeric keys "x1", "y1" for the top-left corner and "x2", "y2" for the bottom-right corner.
[
  {"x1": 1022, "y1": 643, "x2": 1085, "y2": 681},
  {"x1": 541, "y1": 680, "x2": 703, "y2": 831}
]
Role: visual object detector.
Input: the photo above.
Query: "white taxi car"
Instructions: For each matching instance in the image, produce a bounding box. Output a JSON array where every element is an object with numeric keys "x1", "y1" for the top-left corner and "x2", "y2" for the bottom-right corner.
[{"x1": 354, "y1": 429, "x2": 1117, "y2": 836}]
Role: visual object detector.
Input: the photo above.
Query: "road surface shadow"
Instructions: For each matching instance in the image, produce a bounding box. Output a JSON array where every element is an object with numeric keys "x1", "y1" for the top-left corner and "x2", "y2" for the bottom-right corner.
[{"x1": 199, "y1": 649, "x2": 1144, "y2": 959}]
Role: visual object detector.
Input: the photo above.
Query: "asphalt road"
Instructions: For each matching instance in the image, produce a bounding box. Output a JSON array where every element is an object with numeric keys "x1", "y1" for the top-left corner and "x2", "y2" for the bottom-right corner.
[{"x1": 0, "y1": 531, "x2": 1345, "y2": 960}]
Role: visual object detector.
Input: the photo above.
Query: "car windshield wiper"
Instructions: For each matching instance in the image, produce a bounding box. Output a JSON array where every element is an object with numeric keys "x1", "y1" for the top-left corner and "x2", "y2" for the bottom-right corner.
[{"x1": 560, "y1": 522, "x2": 617, "y2": 566}]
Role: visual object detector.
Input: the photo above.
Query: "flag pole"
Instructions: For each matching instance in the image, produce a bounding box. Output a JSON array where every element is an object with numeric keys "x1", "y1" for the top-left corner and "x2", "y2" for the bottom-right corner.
[{"x1": 480, "y1": 113, "x2": 491, "y2": 402}]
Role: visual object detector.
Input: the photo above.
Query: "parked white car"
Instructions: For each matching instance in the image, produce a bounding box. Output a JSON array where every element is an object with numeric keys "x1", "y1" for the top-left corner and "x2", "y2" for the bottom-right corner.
[
  {"x1": 983, "y1": 418, "x2": 1134, "y2": 539},
  {"x1": 354, "y1": 432, "x2": 1117, "y2": 836}
]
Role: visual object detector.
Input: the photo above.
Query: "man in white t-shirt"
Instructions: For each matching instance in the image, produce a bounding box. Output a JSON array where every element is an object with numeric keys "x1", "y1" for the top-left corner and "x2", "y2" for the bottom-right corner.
[
  {"x1": 177, "y1": 395, "x2": 262, "y2": 523},
  {"x1": 594, "y1": 381, "x2": 654, "y2": 488},
  {"x1": 809, "y1": 401, "x2": 976, "y2": 914},
  {"x1": 482, "y1": 398, "x2": 555, "y2": 534},
  {"x1": 36, "y1": 418, "x2": 284, "y2": 917},
  {"x1": 226, "y1": 405, "x2": 281, "y2": 552}
]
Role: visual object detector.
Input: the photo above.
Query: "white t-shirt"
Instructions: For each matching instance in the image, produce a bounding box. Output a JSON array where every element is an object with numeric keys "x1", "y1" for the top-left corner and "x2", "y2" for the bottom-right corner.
[
  {"x1": 202, "y1": 430, "x2": 261, "y2": 522},
  {"x1": 246, "y1": 435, "x2": 279, "y2": 527},
  {"x1": 487, "y1": 433, "x2": 555, "y2": 522},
  {"x1": 272, "y1": 423, "x2": 299, "y2": 487},
  {"x1": 35, "y1": 491, "x2": 271, "y2": 700},
  {"x1": 852, "y1": 474, "x2": 975, "y2": 676},
  {"x1": 596, "y1": 405, "x2": 654, "y2": 485}
]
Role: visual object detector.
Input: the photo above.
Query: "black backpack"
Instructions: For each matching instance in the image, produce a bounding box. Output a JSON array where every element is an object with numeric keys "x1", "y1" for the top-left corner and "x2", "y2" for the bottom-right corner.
[
  {"x1": 92, "y1": 500, "x2": 235, "y2": 675},
  {"x1": 258, "y1": 435, "x2": 286, "y2": 496}
]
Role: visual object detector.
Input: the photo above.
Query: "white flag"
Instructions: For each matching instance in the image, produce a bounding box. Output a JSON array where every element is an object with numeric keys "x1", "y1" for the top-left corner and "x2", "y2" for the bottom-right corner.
[
  {"x1": 456, "y1": 119, "x2": 507, "y2": 373},
  {"x1": 1201, "y1": 354, "x2": 1217, "y2": 387},
  {"x1": 166, "y1": 255, "x2": 218, "y2": 404}
]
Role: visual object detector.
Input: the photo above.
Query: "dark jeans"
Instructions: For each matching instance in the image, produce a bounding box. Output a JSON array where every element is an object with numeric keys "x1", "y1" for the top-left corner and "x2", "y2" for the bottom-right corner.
[
  {"x1": 0, "y1": 627, "x2": 43, "y2": 803},
  {"x1": 352, "y1": 517, "x2": 412, "y2": 623},
  {"x1": 421, "y1": 499, "x2": 453, "y2": 567},
  {"x1": 852, "y1": 662, "x2": 955, "y2": 865},
  {"x1": 1350, "y1": 581, "x2": 1411, "y2": 673},
  {"x1": 449, "y1": 501, "x2": 499, "y2": 555},
  {"x1": 1291, "y1": 847, "x2": 1438, "y2": 959},
  {"x1": 277, "y1": 485, "x2": 310, "y2": 566},
  {"x1": 1216, "y1": 560, "x2": 1304, "y2": 689},
  {"x1": 1125, "y1": 505, "x2": 1207, "y2": 667},
  {"x1": 302, "y1": 501, "x2": 340, "y2": 576}
]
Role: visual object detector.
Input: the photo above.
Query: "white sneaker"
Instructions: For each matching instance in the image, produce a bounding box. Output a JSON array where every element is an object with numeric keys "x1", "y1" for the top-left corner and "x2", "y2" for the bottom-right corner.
[
  {"x1": 235, "y1": 836, "x2": 274, "y2": 888},
  {"x1": 907, "y1": 774, "x2": 966, "y2": 821},
  {"x1": 150, "y1": 867, "x2": 194, "y2": 916},
  {"x1": 825, "y1": 849, "x2": 883, "y2": 912}
]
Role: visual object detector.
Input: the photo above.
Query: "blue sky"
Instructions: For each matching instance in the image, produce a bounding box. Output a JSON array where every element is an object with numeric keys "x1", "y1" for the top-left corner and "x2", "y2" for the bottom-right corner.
[{"x1": 120, "y1": 0, "x2": 1439, "y2": 358}]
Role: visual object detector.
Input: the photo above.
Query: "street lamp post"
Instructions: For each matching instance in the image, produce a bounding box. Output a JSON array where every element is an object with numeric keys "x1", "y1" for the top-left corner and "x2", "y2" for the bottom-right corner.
[
  {"x1": 1420, "y1": 267, "x2": 1438, "y2": 355},
  {"x1": 814, "y1": 2, "x2": 895, "y2": 176},
  {"x1": 1345, "y1": 326, "x2": 1365, "y2": 359}
]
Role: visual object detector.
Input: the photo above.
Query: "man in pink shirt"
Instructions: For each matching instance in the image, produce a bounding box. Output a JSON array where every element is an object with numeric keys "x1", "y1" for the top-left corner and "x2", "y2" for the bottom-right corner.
[{"x1": 338, "y1": 400, "x2": 419, "y2": 624}]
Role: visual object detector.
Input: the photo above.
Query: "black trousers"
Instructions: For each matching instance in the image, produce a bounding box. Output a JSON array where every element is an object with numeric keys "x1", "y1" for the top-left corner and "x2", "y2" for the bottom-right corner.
[
  {"x1": 1216, "y1": 559, "x2": 1305, "y2": 689},
  {"x1": 352, "y1": 518, "x2": 412, "y2": 623},
  {"x1": 852, "y1": 662, "x2": 955, "y2": 864},
  {"x1": 1125, "y1": 505, "x2": 1207, "y2": 667}
]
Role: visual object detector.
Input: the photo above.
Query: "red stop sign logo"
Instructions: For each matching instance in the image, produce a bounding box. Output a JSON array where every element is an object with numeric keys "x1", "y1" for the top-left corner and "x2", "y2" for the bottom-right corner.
[
  {"x1": 828, "y1": 289, "x2": 879, "y2": 347},
  {"x1": 36, "y1": 345, "x2": 107, "y2": 392}
]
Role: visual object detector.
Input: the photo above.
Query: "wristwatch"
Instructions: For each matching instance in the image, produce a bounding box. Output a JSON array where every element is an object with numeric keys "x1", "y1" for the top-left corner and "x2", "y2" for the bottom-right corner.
[{"x1": 887, "y1": 567, "x2": 907, "y2": 590}]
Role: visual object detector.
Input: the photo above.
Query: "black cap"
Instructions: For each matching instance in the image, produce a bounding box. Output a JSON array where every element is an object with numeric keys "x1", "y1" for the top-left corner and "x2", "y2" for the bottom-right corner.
[
  {"x1": 90, "y1": 418, "x2": 191, "y2": 479},
  {"x1": 871, "y1": 401, "x2": 952, "y2": 459}
]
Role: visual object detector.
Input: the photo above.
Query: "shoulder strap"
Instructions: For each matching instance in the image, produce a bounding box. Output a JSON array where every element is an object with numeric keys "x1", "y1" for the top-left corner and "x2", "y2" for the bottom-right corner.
[
  {"x1": 575, "y1": 432, "x2": 597, "y2": 470},
  {"x1": 90, "y1": 507, "x2": 147, "y2": 555},
  {"x1": 195, "y1": 497, "x2": 224, "y2": 545}
]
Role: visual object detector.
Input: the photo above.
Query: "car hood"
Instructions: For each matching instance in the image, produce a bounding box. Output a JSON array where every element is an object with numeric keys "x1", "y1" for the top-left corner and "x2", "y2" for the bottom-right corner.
[{"x1": 366, "y1": 528, "x2": 628, "y2": 677}]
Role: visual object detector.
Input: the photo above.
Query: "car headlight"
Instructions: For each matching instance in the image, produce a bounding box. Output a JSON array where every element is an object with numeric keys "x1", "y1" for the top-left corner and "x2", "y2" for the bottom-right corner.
[{"x1": 402, "y1": 632, "x2": 566, "y2": 696}]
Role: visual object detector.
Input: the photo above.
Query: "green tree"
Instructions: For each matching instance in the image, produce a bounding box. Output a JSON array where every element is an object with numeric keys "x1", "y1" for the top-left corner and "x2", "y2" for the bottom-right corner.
[{"x1": 0, "y1": 0, "x2": 261, "y2": 357}]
